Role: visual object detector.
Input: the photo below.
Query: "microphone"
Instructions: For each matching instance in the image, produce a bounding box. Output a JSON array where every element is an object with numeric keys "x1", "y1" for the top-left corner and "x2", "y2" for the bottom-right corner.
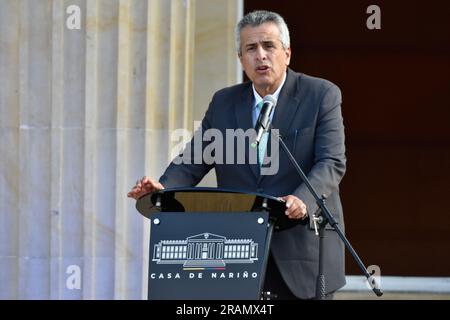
[{"x1": 251, "y1": 95, "x2": 277, "y2": 148}]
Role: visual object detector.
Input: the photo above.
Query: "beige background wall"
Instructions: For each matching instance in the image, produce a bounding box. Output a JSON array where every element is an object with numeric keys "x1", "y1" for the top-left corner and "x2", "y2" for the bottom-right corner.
[{"x1": 0, "y1": 0, "x2": 242, "y2": 299}]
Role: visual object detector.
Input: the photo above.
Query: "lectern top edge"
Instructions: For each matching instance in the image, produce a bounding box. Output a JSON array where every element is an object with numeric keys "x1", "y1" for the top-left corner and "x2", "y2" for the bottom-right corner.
[{"x1": 135, "y1": 187, "x2": 282, "y2": 215}]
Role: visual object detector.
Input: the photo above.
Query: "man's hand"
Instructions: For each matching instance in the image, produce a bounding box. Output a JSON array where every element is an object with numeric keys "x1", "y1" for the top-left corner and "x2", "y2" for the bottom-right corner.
[
  {"x1": 127, "y1": 176, "x2": 164, "y2": 200},
  {"x1": 280, "y1": 195, "x2": 308, "y2": 220}
]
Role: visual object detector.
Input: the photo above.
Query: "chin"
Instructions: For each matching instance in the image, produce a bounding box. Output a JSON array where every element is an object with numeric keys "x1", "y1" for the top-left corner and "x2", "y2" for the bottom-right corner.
[{"x1": 254, "y1": 80, "x2": 273, "y2": 89}]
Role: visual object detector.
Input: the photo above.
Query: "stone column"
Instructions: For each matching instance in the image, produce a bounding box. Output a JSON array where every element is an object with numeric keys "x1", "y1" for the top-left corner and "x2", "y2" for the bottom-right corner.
[{"x1": 0, "y1": 0, "x2": 242, "y2": 299}]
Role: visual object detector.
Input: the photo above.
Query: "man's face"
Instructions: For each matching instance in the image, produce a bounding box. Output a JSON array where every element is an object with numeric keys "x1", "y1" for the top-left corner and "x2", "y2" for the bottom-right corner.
[{"x1": 239, "y1": 22, "x2": 291, "y2": 97}]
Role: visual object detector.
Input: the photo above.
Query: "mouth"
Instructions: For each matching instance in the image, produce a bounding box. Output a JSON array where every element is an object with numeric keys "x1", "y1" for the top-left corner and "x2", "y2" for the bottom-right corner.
[{"x1": 256, "y1": 65, "x2": 270, "y2": 73}]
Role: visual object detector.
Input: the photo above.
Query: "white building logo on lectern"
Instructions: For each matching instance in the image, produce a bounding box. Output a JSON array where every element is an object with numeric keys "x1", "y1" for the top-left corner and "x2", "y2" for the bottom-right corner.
[{"x1": 152, "y1": 232, "x2": 259, "y2": 270}]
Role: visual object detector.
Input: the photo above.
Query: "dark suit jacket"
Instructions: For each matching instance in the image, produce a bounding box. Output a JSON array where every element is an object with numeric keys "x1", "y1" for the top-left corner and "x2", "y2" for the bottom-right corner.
[{"x1": 159, "y1": 68, "x2": 346, "y2": 299}]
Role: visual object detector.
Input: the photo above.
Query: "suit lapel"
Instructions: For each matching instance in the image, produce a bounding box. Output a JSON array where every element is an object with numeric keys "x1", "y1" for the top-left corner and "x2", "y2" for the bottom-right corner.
[
  {"x1": 234, "y1": 83, "x2": 260, "y2": 179},
  {"x1": 234, "y1": 82, "x2": 253, "y2": 131},
  {"x1": 259, "y1": 68, "x2": 302, "y2": 184},
  {"x1": 271, "y1": 68, "x2": 301, "y2": 138}
]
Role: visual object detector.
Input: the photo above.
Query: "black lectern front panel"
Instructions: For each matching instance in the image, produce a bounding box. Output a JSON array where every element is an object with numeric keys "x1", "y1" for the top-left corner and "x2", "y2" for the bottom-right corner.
[{"x1": 147, "y1": 212, "x2": 269, "y2": 300}]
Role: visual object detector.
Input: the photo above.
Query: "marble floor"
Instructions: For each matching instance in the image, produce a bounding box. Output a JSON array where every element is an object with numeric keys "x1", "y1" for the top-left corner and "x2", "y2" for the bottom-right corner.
[
  {"x1": 334, "y1": 276, "x2": 450, "y2": 300},
  {"x1": 335, "y1": 291, "x2": 450, "y2": 300}
]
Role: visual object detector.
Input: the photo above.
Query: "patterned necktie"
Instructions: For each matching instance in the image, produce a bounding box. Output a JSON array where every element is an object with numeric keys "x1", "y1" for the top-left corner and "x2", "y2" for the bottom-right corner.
[{"x1": 256, "y1": 101, "x2": 269, "y2": 167}]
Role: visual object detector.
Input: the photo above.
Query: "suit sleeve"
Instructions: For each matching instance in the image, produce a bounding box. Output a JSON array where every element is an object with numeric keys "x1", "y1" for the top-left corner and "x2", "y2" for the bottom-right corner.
[
  {"x1": 159, "y1": 96, "x2": 216, "y2": 188},
  {"x1": 293, "y1": 84, "x2": 346, "y2": 219}
]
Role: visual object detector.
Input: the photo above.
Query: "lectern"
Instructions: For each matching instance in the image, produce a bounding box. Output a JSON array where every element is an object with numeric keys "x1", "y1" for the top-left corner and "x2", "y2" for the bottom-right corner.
[{"x1": 136, "y1": 187, "x2": 292, "y2": 300}]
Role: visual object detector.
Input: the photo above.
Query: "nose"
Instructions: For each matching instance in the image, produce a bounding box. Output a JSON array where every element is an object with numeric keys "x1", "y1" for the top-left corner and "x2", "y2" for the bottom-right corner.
[{"x1": 255, "y1": 46, "x2": 267, "y2": 61}]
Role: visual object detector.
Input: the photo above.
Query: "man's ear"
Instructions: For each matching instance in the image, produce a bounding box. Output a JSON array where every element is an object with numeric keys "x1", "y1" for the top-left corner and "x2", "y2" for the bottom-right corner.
[{"x1": 285, "y1": 47, "x2": 291, "y2": 66}]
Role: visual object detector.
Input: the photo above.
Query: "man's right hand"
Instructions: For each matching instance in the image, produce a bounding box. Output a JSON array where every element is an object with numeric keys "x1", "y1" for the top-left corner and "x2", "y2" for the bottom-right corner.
[{"x1": 127, "y1": 176, "x2": 164, "y2": 200}]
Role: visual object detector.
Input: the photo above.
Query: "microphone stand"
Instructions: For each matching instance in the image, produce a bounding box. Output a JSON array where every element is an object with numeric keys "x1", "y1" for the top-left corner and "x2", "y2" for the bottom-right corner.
[{"x1": 267, "y1": 129, "x2": 383, "y2": 299}]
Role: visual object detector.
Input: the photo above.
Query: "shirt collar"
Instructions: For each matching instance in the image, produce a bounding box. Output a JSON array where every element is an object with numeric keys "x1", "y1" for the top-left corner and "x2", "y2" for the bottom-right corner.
[{"x1": 252, "y1": 71, "x2": 287, "y2": 108}]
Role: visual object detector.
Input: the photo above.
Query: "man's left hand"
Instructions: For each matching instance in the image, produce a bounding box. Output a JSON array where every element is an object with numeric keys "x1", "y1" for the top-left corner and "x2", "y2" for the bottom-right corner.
[{"x1": 280, "y1": 195, "x2": 308, "y2": 220}]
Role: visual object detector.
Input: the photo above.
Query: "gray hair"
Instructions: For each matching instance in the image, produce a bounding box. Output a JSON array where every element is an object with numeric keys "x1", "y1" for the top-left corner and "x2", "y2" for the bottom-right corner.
[{"x1": 236, "y1": 10, "x2": 290, "y2": 56}]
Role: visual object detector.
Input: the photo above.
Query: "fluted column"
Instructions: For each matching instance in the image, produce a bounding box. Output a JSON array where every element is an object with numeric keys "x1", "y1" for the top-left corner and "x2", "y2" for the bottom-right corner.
[{"x1": 0, "y1": 0, "x2": 241, "y2": 299}]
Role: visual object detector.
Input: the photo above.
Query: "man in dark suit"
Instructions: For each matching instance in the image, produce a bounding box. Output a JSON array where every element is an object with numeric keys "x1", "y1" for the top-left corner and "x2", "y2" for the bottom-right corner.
[{"x1": 128, "y1": 10, "x2": 346, "y2": 300}]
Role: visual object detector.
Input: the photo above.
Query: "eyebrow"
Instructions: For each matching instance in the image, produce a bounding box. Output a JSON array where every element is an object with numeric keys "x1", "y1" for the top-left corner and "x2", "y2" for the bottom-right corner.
[{"x1": 245, "y1": 40, "x2": 277, "y2": 48}]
